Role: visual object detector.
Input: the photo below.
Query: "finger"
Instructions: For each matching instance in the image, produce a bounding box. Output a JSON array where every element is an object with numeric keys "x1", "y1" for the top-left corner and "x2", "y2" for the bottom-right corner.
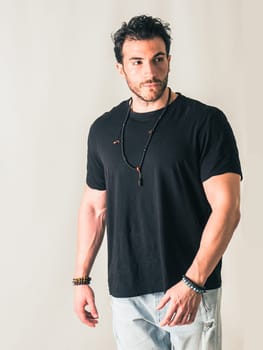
[
  {"x1": 86, "y1": 311, "x2": 98, "y2": 320},
  {"x1": 87, "y1": 297, "x2": 99, "y2": 319},
  {"x1": 75, "y1": 301, "x2": 99, "y2": 326},
  {"x1": 76, "y1": 308, "x2": 98, "y2": 327},
  {"x1": 169, "y1": 313, "x2": 186, "y2": 326},
  {"x1": 85, "y1": 311, "x2": 99, "y2": 325},
  {"x1": 156, "y1": 294, "x2": 171, "y2": 310},
  {"x1": 167, "y1": 307, "x2": 186, "y2": 326},
  {"x1": 159, "y1": 304, "x2": 177, "y2": 327},
  {"x1": 187, "y1": 310, "x2": 197, "y2": 323},
  {"x1": 186, "y1": 313, "x2": 194, "y2": 324},
  {"x1": 169, "y1": 309, "x2": 196, "y2": 326}
]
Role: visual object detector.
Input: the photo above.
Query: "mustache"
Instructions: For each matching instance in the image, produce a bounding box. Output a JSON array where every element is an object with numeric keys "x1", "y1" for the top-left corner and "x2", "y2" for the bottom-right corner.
[
  {"x1": 142, "y1": 78, "x2": 162, "y2": 84},
  {"x1": 140, "y1": 78, "x2": 164, "y2": 87}
]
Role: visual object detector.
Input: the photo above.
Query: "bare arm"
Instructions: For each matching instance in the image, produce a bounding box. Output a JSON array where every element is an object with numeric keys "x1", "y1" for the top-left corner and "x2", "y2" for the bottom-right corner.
[
  {"x1": 186, "y1": 172, "x2": 241, "y2": 285},
  {"x1": 74, "y1": 185, "x2": 107, "y2": 327},
  {"x1": 157, "y1": 172, "x2": 241, "y2": 326}
]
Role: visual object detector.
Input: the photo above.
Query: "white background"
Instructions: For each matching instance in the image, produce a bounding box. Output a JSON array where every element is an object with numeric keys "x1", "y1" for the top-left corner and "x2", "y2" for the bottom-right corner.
[{"x1": 0, "y1": 1, "x2": 262, "y2": 349}]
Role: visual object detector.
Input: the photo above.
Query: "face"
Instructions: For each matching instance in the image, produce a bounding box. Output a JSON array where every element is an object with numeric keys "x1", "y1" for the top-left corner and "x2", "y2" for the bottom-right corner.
[{"x1": 116, "y1": 37, "x2": 171, "y2": 103}]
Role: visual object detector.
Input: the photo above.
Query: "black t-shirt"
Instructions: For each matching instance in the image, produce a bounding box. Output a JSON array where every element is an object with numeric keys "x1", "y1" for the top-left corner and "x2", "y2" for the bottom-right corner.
[{"x1": 86, "y1": 93, "x2": 242, "y2": 297}]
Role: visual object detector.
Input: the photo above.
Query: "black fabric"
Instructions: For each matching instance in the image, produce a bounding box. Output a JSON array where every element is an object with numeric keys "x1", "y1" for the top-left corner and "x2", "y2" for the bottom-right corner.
[{"x1": 86, "y1": 93, "x2": 242, "y2": 297}]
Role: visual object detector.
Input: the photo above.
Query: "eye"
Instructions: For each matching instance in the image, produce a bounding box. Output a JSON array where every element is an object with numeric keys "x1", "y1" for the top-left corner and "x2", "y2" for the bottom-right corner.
[
  {"x1": 133, "y1": 60, "x2": 143, "y2": 65},
  {"x1": 153, "y1": 56, "x2": 165, "y2": 63}
]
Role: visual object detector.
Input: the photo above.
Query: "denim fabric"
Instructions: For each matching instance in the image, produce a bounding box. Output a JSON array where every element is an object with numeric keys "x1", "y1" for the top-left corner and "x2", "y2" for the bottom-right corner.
[{"x1": 111, "y1": 288, "x2": 221, "y2": 350}]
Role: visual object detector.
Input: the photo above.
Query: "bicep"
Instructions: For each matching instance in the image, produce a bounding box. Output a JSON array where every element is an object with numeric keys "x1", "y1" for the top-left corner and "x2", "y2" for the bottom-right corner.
[
  {"x1": 80, "y1": 184, "x2": 107, "y2": 215},
  {"x1": 203, "y1": 173, "x2": 241, "y2": 212}
]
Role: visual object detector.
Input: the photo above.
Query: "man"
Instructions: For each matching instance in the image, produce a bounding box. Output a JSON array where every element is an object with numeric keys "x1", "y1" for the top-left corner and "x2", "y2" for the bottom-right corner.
[{"x1": 73, "y1": 15, "x2": 242, "y2": 350}]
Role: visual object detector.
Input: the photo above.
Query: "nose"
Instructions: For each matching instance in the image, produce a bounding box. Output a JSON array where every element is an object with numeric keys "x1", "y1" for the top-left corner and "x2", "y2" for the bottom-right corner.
[{"x1": 143, "y1": 60, "x2": 156, "y2": 79}]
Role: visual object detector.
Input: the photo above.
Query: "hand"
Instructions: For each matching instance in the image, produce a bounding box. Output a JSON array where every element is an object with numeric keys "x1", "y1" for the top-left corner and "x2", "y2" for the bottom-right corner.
[
  {"x1": 156, "y1": 281, "x2": 201, "y2": 327},
  {"x1": 74, "y1": 285, "x2": 99, "y2": 327}
]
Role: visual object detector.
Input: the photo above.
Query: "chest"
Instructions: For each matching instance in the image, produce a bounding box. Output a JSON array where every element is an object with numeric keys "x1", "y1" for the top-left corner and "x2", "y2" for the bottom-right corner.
[{"x1": 98, "y1": 116, "x2": 199, "y2": 172}]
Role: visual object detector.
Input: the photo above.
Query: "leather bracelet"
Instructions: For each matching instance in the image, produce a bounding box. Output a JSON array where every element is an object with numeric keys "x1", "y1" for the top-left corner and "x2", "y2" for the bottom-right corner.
[
  {"x1": 72, "y1": 276, "x2": 91, "y2": 286},
  {"x1": 182, "y1": 275, "x2": 206, "y2": 294}
]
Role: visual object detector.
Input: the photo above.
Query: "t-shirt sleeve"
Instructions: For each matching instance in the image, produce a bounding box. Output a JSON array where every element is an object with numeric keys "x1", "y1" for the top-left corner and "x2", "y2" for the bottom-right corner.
[
  {"x1": 199, "y1": 108, "x2": 243, "y2": 182},
  {"x1": 86, "y1": 123, "x2": 106, "y2": 190}
]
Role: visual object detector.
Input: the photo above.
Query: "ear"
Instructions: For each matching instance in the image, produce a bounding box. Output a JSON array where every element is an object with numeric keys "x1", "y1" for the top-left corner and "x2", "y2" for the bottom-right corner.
[{"x1": 116, "y1": 63, "x2": 125, "y2": 78}]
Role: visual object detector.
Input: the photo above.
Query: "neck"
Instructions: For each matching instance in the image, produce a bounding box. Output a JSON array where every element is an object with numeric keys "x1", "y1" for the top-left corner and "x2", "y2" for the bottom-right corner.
[{"x1": 131, "y1": 87, "x2": 177, "y2": 113}]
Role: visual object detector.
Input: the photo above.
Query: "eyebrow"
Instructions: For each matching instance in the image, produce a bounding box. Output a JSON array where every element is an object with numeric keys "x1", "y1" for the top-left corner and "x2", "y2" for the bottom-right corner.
[{"x1": 129, "y1": 51, "x2": 167, "y2": 61}]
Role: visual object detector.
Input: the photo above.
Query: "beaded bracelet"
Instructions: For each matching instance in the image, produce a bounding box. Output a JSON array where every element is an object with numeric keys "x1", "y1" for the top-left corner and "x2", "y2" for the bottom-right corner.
[
  {"x1": 72, "y1": 276, "x2": 91, "y2": 286},
  {"x1": 182, "y1": 275, "x2": 206, "y2": 294}
]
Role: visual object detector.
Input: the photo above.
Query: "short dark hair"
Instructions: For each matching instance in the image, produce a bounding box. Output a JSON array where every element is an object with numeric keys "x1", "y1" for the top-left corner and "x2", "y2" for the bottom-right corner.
[{"x1": 112, "y1": 15, "x2": 172, "y2": 63}]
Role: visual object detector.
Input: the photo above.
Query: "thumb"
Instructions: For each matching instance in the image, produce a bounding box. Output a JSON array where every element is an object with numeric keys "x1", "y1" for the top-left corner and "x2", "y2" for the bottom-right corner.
[
  {"x1": 88, "y1": 297, "x2": 99, "y2": 318},
  {"x1": 156, "y1": 293, "x2": 170, "y2": 310}
]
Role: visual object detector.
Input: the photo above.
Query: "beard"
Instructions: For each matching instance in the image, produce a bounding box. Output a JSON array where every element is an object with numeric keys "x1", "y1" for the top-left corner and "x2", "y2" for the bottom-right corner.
[{"x1": 124, "y1": 74, "x2": 169, "y2": 103}]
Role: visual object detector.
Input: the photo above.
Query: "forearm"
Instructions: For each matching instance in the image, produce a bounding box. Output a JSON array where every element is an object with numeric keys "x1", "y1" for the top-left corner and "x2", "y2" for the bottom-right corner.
[
  {"x1": 74, "y1": 201, "x2": 106, "y2": 277},
  {"x1": 157, "y1": 205, "x2": 240, "y2": 327},
  {"x1": 186, "y1": 207, "x2": 240, "y2": 286}
]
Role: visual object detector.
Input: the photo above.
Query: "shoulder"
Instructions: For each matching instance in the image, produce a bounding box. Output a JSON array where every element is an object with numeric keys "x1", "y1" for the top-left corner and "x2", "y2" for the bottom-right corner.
[
  {"x1": 90, "y1": 100, "x2": 129, "y2": 133},
  {"x1": 177, "y1": 94, "x2": 232, "y2": 136},
  {"x1": 180, "y1": 94, "x2": 226, "y2": 122}
]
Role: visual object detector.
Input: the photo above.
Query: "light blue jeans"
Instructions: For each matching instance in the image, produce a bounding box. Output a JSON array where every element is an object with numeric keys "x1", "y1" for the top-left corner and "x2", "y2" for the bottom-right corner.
[{"x1": 111, "y1": 288, "x2": 221, "y2": 350}]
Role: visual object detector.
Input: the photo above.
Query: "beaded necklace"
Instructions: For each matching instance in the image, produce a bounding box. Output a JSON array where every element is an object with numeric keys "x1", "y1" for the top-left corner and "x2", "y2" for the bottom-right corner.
[{"x1": 120, "y1": 88, "x2": 172, "y2": 186}]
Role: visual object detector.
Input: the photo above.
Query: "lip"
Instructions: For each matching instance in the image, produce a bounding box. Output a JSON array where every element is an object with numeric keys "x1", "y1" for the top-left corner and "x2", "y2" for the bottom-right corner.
[{"x1": 143, "y1": 82, "x2": 161, "y2": 88}]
